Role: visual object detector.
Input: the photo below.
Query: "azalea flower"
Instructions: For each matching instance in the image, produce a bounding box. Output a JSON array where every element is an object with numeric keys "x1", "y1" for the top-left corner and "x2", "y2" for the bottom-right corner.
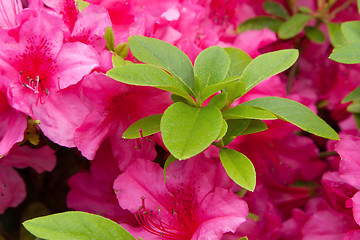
[{"x1": 114, "y1": 154, "x2": 248, "y2": 240}]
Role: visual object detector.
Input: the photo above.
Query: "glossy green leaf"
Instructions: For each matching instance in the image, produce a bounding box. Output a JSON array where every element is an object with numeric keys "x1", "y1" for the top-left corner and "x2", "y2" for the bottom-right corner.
[
  {"x1": 129, "y1": 36, "x2": 195, "y2": 95},
  {"x1": 122, "y1": 114, "x2": 162, "y2": 139},
  {"x1": 240, "y1": 120, "x2": 268, "y2": 135},
  {"x1": 104, "y1": 27, "x2": 115, "y2": 51},
  {"x1": 112, "y1": 55, "x2": 126, "y2": 67},
  {"x1": 219, "y1": 148, "x2": 256, "y2": 191},
  {"x1": 348, "y1": 102, "x2": 360, "y2": 113},
  {"x1": 164, "y1": 155, "x2": 177, "y2": 182},
  {"x1": 329, "y1": 42, "x2": 360, "y2": 64},
  {"x1": 241, "y1": 49, "x2": 299, "y2": 94},
  {"x1": 224, "y1": 81, "x2": 246, "y2": 104},
  {"x1": 278, "y1": 14, "x2": 313, "y2": 39},
  {"x1": 263, "y1": 1, "x2": 289, "y2": 18},
  {"x1": 327, "y1": 23, "x2": 347, "y2": 47},
  {"x1": 223, "y1": 106, "x2": 277, "y2": 120},
  {"x1": 22, "y1": 211, "x2": 136, "y2": 240},
  {"x1": 222, "y1": 119, "x2": 250, "y2": 145},
  {"x1": 161, "y1": 102, "x2": 223, "y2": 160},
  {"x1": 217, "y1": 120, "x2": 228, "y2": 140},
  {"x1": 194, "y1": 46, "x2": 230, "y2": 89},
  {"x1": 343, "y1": 86, "x2": 360, "y2": 103},
  {"x1": 170, "y1": 94, "x2": 190, "y2": 104},
  {"x1": 354, "y1": 113, "x2": 360, "y2": 130},
  {"x1": 115, "y1": 42, "x2": 129, "y2": 59},
  {"x1": 240, "y1": 97, "x2": 339, "y2": 140},
  {"x1": 208, "y1": 92, "x2": 228, "y2": 110},
  {"x1": 305, "y1": 26, "x2": 325, "y2": 43},
  {"x1": 342, "y1": 21, "x2": 360, "y2": 43},
  {"x1": 238, "y1": 16, "x2": 282, "y2": 33},
  {"x1": 200, "y1": 75, "x2": 241, "y2": 101},
  {"x1": 107, "y1": 64, "x2": 192, "y2": 101},
  {"x1": 224, "y1": 48, "x2": 252, "y2": 77}
]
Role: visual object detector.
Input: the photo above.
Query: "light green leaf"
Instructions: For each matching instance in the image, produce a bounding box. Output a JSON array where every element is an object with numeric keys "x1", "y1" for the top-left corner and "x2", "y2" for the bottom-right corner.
[
  {"x1": 112, "y1": 55, "x2": 126, "y2": 67},
  {"x1": 342, "y1": 21, "x2": 360, "y2": 43},
  {"x1": 263, "y1": 1, "x2": 289, "y2": 19},
  {"x1": 222, "y1": 119, "x2": 250, "y2": 145},
  {"x1": 298, "y1": 6, "x2": 313, "y2": 13},
  {"x1": 224, "y1": 48, "x2": 252, "y2": 77},
  {"x1": 241, "y1": 49, "x2": 299, "y2": 94},
  {"x1": 217, "y1": 120, "x2": 228, "y2": 140},
  {"x1": 278, "y1": 14, "x2": 313, "y2": 39},
  {"x1": 129, "y1": 36, "x2": 195, "y2": 95},
  {"x1": 22, "y1": 211, "x2": 136, "y2": 240},
  {"x1": 122, "y1": 114, "x2": 162, "y2": 139},
  {"x1": 353, "y1": 113, "x2": 360, "y2": 130},
  {"x1": 224, "y1": 81, "x2": 246, "y2": 104},
  {"x1": 238, "y1": 16, "x2": 283, "y2": 33},
  {"x1": 327, "y1": 23, "x2": 347, "y2": 47},
  {"x1": 329, "y1": 42, "x2": 360, "y2": 64},
  {"x1": 75, "y1": 0, "x2": 89, "y2": 11},
  {"x1": 239, "y1": 237, "x2": 249, "y2": 240},
  {"x1": 240, "y1": 97, "x2": 339, "y2": 140},
  {"x1": 219, "y1": 148, "x2": 256, "y2": 191},
  {"x1": 343, "y1": 86, "x2": 360, "y2": 103},
  {"x1": 223, "y1": 106, "x2": 277, "y2": 120},
  {"x1": 115, "y1": 42, "x2": 129, "y2": 59},
  {"x1": 208, "y1": 92, "x2": 228, "y2": 110},
  {"x1": 305, "y1": 26, "x2": 325, "y2": 43},
  {"x1": 104, "y1": 27, "x2": 115, "y2": 51},
  {"x1": 164, "y1": 155, "x2": 177, "y2": 182},
  {"x1": 161, "y1": 102, "x2": 223, "y2": 160},
  {"x1": 194, "y1": 46, "x2": 230, "y2": 89},
  {"x1": 107, "y1": 64, "x2": 192, "y2": 102},
  {"x1": 240, "y1": 120, "x2": 268, "y2": 135},
  {"x1": 200, "y1": 75, "x2": 241, "y2": 101},
  {"x1": 348, "y1": 102, "x2": 360, "y2": 113}
]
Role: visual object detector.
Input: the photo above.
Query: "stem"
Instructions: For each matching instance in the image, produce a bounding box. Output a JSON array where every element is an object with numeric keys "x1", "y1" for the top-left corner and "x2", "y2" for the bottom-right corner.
[
  {"x1": 287, "y1": 0, "x2": 298, "y2": 14},
  {"x1": 318, "y1": 150, "x2": 338, "y2": 158},
  {"x1": 328, "y1": 0, "x2": 356, "y2": 19}
]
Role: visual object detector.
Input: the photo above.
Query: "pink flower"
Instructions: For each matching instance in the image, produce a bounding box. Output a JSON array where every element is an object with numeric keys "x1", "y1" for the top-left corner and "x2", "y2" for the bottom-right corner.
[
  {"x1": 0, "y1": 0, "x2": 23, "y2": 29},
  {"x1": 0, "y1": 10, "x2": 98, "y2": 147},
  {"x1": 114, "y1": 155, "x2": 248, "y2": 240},
  {"x1": 75, "y1": 72, "x2": 170, "y2": 162}
]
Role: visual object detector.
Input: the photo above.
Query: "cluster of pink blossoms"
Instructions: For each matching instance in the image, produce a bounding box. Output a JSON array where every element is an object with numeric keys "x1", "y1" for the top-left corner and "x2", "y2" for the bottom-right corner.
[{"x1": 1, "y1": 0, "x2": 360, "y2": 239}]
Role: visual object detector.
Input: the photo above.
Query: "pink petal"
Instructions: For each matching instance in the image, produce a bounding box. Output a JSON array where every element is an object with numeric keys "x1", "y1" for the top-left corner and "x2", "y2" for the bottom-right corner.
[
  {"x1": 0, "y1": 145, "x2": 56, "y2": 173},
  {"x1": 336, "y1": 135, "x2": 360, "y2": 189},
  {"x1": 56, "y1": 42, "x2": 99, "y2": 89},
  {"x1": 0, "y1": 165, "x2": 26, "y2": 214},
  {"x1": 350, "y1": 191, "x2": 360, "y2": 226}
]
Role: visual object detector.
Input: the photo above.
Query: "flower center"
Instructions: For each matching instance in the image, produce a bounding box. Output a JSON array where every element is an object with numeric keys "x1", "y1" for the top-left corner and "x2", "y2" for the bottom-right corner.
[
  {"x1": 135, "y1": 196, "x2": 190, "y2": 240},
  {"x1": 20, "y1": 71, "x2": 49, "y2": 105}
]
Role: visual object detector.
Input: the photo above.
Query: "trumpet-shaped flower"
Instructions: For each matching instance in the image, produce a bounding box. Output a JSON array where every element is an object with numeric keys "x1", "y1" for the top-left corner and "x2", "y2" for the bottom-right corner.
[{"x1": 114, "y1": 155, "x2": 248, "y2": 239}]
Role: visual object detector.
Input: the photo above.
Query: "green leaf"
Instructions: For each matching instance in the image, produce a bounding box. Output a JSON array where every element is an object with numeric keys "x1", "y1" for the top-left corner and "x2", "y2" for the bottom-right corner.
[
  {"x1": 161, "y1": 102, "x2": 223, "y2": 160},
  {"x1": 122, "y1": 114, "x2": 162, "y2": 139},
  {"x1": 305, "y1": 26, "x2": 325, "y2": 43},
  {"x1": 224, "y1": 81, "x2": 246, "y2": 104},
  {"x1": 112, "y1": 55, "x2": 126, "y2": 67},
  {"x1": 239, "y1": 237, "x2": 249, "y2": 240},
  {"x1": 200, "y1": 75, "x2": 241, "y2": 101},
  {"x1": 219, "y1": 148, "x2": 256, "y2": 191},
  {"x1": 241, "y1": 49, "x2": 299, "y2": 94},
  {"x1": 353, "y1": 113, "x2": 360, "y2": 130},
  {"x1": 327, "y1": 23, "x2": 347, "y2": 47},
  {"x1": 164, "y1": 155, "x2": 177, "y2": 182},
  {"x1": 170, "y1": 94, "x2": 190, "y2": 104},
  {"x1": 217, "y1": 120, "x2": 228, "y2": 140},
  {"x1": 222, "y1": 119, "x2": 250, "y2": 145},
  {"x1": 240, "y1": 120, "x2": 268, "y2": 135},
  {"x1": 223, "y1": 106, "x2": 277, "y2": 120},
  {"x1": 129, "y1": 36, "x2": 195, "y2": 95},
  {"x1": 22, "y1": 211, "x2": 136, "y2": 240},
  {"x1": 75, "y1": 0, "x2": 90, "y2": 11},
  {"x1": 329, "y1": 42, "x2": 360, "y2": 64},
  {"x1": 342, "y1": 21, "x2": 360, "y2": 43},
  {"x1": 278, "y1": 14, "x2": 313, "y2": 39},
  {"x1": 238, "y1": 16, "x2": 283, "y2": 33},
  {"x1": 343, "y1": 86, "x2": 360, "y2": 103},
  {"x1": 240, "y1": 97, "x2": 339, "y2": 140},
  {"x1": 224, "y1": 48, "x2": 252, "y2": 77},
  {"x1": 298, "y1": 6, "x2": 313, "y2": 13},
  {"x1": 104, "y1": 27, "x2": 115, "y2": 51},
  {"x1": 194, "y1": 46, "x2": 230, "y2": 89},
  {"x1": 348, "y1": 101, "x2": 360, "y2": 113},
  {"x1": 263, "y1": 1, "x2": 289, "y2": 19},
  {"x1": 115, "y1": 42, "x2": 129, "y2": 59},
  {"x1": 107, "y1": 64, "x2": 193, "y2": 102},
  {"x1": 208, "y1": 92, "x2": 228, "y2": 110}
]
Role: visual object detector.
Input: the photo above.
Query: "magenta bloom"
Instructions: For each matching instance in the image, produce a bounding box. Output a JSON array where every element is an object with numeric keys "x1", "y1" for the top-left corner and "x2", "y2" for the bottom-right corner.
[
  {"x1": 114, "y1": 155, "x2": 248, "y2": 239},
  {"x1": 0, "y1": 0, "x2": 22, "y2": 29}
]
